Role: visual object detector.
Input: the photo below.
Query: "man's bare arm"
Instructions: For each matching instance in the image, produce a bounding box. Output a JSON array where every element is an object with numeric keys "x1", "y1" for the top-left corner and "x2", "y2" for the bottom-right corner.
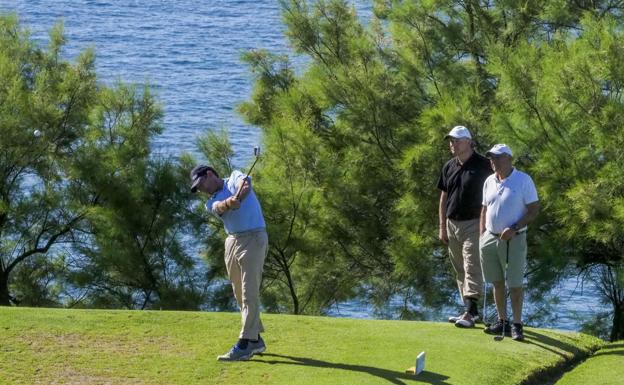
[
  {"x1": 480, "y1": 206, "x2": 487, "y2": 235},
  {"x1": 439, "y1": 191, "x2": 449, "y2": 244},
  {"x1": 212, "y1": 196, "x2": 241, "y2": 215}
]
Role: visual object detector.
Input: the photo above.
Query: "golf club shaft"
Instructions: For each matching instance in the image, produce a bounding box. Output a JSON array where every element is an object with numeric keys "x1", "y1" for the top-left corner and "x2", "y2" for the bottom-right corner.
[
  {"x1": 235, "y1": 156, "x2": 259, "y2": 200},
  {"x1": 501, "y1": 239, "x2": 510, "y2": 340},
  {"x1": 494, "y1": 238, "x2": 510, "y2": 341},
  {"x1": 483, "y1": 281, "x2": 488, "y2": 326}
]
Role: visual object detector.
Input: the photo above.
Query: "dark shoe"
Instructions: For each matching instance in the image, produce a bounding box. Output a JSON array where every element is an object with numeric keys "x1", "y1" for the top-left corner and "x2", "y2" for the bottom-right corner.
[
  {"x1": 248, "y1": 336, "x2": 266, "y2": 354},
  {"x1": 455, "y1": 312, "x2": 476, "y2": 328},
  {"x1": 217, "y1": 345, "x2": 254, "y2": 361},
  {"x1": 511, "y1": 323, "x2": 525, "y2": 341},
  {"x1": 484, "y1": 319, "x2": 511, "y2": 336}
]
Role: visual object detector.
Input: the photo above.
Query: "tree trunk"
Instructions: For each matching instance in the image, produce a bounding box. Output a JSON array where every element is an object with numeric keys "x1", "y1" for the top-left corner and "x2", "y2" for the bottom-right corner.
[
  {"x1": 0, "y1": 272, "x2": 10, "y2": 306},
  {"x1": 277, "y1": 249, "x2": 299, "y2": 314},
  {"x1": 282, "y1": 257, "x2": 299, "y2": 315},
  {"x1": 611, "y1": 300, "x2": 624, "y2": 342}
]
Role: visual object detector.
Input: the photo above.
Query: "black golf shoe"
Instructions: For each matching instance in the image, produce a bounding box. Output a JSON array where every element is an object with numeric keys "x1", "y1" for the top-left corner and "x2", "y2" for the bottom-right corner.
[
  {"x1": 511, "y1": 323, "x2": 525, "y2": 341},
  {"x1": 484, "y1": 318, "x2": 511, "y2": 336}
]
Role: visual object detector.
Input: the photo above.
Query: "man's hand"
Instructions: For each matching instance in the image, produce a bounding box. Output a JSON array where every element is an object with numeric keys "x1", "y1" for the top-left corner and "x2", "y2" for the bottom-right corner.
[
  {"x1": 500, "y1": 227, "x2": 515, "y2": 240},
  {"x1": 214, "y1": 196, "x2": 241, "y2": 215},
  {"x1": 235, "y1": 178, "x2": 250, "y2": 200},
  {"x1": 227, "y1": 196, "x2": 240, "y2": 210},
  {"x1": 439, "y1": 227, "x2": 449, "y2": 245}
]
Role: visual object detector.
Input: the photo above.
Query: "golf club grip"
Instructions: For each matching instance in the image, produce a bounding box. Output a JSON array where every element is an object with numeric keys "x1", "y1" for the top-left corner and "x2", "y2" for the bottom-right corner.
[{"x1": 235, "y1": 176, "x2": 249, "y2": 200}]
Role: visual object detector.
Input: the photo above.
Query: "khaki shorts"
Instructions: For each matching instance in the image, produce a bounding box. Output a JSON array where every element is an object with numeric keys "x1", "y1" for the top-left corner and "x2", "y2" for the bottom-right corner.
[{"x1": 479, "y1": 231, "x2": 527, "y2": 288}]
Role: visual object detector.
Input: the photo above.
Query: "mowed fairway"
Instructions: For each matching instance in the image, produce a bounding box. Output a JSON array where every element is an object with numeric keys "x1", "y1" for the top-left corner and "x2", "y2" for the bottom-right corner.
[{"x1": 0, "y1": 307, "x2": 604, "y2": 385}]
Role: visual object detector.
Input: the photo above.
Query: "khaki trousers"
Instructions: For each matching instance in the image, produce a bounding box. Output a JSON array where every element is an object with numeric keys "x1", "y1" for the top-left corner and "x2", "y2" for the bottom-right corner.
[
  {"x1": 224, "y1": 229, "x2": 268, "y2": 340},
  {"x1": 447, "y1": 218, "x2": 483, "y2": 299}
]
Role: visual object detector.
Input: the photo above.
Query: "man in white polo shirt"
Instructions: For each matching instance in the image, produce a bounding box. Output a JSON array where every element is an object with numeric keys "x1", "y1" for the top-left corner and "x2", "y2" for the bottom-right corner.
[{"x1": 479, "y1": 144, "x2": 540, "y2": 341}]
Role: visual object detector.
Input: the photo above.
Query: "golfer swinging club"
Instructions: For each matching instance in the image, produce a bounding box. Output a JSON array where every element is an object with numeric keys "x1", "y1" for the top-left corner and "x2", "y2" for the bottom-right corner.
[
  {"x1": 479, "y1": 144, "x2": 540, "y2": 341},
  {"x1": 190, "y1": 158, "x2": 268, "y2": 361}
]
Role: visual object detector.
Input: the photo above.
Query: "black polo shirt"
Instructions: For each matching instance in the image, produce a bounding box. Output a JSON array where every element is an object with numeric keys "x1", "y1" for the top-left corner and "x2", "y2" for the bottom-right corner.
[{"x1": 437, "y1": 151, "x2": 492, "y2": 221}]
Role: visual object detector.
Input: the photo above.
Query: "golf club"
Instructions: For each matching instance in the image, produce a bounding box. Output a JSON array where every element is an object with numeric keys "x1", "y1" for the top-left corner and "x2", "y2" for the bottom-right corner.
[
  {"x1": 235, "y1": 146, "x2": 260, "y2": 200},
  {"x1": 483, "y1": 281, "x2": 489, "y2": 327},
  {"x1": 493, "y1": 239, "x2": 510, "y2": 341}
]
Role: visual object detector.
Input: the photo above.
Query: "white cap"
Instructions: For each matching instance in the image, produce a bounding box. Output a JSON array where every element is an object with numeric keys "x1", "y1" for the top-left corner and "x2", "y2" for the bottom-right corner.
[
  {"x1": 445, "y1": 125, "x2": 472, "y2": 140},
  {"x1": 486, "y1": 143, "x2": 513, "y2": 157}
]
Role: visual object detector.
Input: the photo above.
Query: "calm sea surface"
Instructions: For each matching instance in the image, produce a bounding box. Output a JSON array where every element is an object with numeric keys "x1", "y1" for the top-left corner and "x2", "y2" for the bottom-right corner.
[{"x1": 0, "y1": 0, "x2": 610, "y2": 331}]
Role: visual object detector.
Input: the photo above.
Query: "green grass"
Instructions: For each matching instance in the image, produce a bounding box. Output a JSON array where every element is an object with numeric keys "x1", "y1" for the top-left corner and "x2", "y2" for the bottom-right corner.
[
  {"x1": 554, "y1": 341, "x2": 624, "y2": 385},
  {"x1": 0, "y1": 307, "x2": 604, "y2": 385}
]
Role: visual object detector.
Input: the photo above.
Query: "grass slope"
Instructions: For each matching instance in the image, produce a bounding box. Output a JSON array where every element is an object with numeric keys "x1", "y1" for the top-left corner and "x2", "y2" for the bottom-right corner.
[
  {"x1": 0, "y1": 307, "x2": 603, "y2": 385},
  {"x1": 554, "y1": 341, "x2": 624, "y2": 385}
]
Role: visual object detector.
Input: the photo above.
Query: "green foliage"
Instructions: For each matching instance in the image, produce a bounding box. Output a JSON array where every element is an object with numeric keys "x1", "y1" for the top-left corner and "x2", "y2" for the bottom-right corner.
[
  {"x1": 0, "y1": 14, "x2": 203, "y2": 310},
  {"x1": 0, "y1": 14, "x2": 97, "y2": 305},
  {"x1": 580, "y1": 310, "x2": 612, "y2": 341},
  {"x1": 234, "y1": 0, "x2": 624, "y2": 337},
  {"x1": 196, "y1": 128, "x2": 235, "y2": 176},
  {"x1": 488, "y1": 12, "x2": 624, "y2": 339},
  {"x1": 9, "y1": 254, "x2": 67, "y2": 307},
  {"x1": 72, "y1": 159, "x2": 205, "y2": 310},
  {"x1": 239, "y1": 0, "x2": 423, "y2": 314}
]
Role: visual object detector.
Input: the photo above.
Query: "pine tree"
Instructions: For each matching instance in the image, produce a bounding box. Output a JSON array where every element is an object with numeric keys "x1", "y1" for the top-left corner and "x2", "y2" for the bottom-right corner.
[
  {"x1": 0, "y1": 16, "x2": 96, "y2": 305},
  {"x1": 489, "y1": 13, "x2": 624, "y2": 340},
  {"x1": 0, "y1": 16, "x2": 203, "y2": 309},
  {"x1": 240, "y1": 0, "x2": 624, "y2": 337}
]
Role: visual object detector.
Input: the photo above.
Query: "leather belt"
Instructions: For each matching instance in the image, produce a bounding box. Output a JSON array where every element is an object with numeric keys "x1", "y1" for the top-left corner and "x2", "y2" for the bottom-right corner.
[{"x1": 489, "y1": 229, "x2": 526, "y2": 236}]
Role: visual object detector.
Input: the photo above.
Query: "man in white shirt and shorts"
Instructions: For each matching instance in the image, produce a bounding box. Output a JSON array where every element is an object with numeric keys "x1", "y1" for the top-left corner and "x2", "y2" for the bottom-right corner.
[{"x1": 479, "y1": 144, "x2": 540, "y2": 341}]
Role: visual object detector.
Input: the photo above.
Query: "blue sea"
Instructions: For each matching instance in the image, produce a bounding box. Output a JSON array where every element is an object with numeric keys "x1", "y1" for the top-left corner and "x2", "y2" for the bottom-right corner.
[{"x1": 0, "y1": 0, "x2": 610, "y2": 331}]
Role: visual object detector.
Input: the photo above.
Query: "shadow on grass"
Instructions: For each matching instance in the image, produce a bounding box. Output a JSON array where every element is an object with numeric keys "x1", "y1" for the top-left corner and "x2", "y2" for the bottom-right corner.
[
  {"x1": 253, "y1": 353, "x2": 451, "y2": 385},
  {"x1": 522, "y1": 330, "x2": 589, "y2": 358},
  {"x1": 592, "y1": 343, "x2": 624, "y2": 358},
  {"x1": 517, "y1": 330, "x2": 603, "y2": 385}
]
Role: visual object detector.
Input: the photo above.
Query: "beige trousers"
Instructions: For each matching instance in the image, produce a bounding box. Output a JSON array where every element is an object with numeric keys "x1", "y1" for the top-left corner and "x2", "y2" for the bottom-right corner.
[
  {"x1": 447, "y1": 218, "x2": 483, "y2": 299},
  {"x1": 224, "y1": 229, "x2": 268, "y2": 340}
]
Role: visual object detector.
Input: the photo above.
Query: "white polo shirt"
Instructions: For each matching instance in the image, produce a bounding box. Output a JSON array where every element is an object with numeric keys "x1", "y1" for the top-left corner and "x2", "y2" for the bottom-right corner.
[{"x1": 482, "y1": 168, "x2": 538, "y2": 234}]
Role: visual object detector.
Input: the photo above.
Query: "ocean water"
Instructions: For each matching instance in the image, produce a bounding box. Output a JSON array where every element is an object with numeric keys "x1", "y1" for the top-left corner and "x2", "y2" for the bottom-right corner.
[
  {"x1": 0, "y1": 0, "x2": 611, "y2": 331},
  {"x1": 1, "y1": 0, "x2": 298, "y2": 162},
  {"x1": 327, "y1": 274, "x2": 612, "y2": 333}
]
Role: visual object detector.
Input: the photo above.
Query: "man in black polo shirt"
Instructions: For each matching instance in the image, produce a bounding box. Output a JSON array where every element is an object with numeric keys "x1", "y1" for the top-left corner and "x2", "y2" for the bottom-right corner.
[{"x1": 437, "y1": 125, "x2": 492, "y2": 328}]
